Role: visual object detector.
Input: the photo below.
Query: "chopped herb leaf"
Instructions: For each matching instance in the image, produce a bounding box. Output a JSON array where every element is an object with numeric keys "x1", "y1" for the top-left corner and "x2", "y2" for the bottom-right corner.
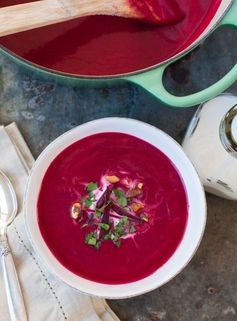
[
  {"x1": 111, "y1": 234, "x2": 119, "y2": 241},
  {"x1": 117, "y1": 196, "x2": 127, "y2": 207},
  {"x1": 103, "y1": 233, "x2": 111, "y2": 240},
  {"x1": 113, "y1": 188, "x2": 125, "y2": 197},
  {"x1": 114, "y1": 222, "x2": 126, "y2": 237},
  {"x1": 81, "y1": 197, "x2": 93, "y2": 208},
  {"x1": 88, "y1": 237, "x2": 97, "y2": 245},
  {"x1": 90, "y1": 203, "x2": 96, "y2": 210},
  {"x1": 86, "y1": 182, "x2": 98, "y2": 192},
  {"x1": 115, "y1": 224, "x2": 123, "y2": 234},
  {"x1": 95, "y1": 211, "x2": 102, "y2": 218},
  {"x1": 120, "y1": 216, "x2": 129, "y2": 225},
  {"x1": 127, "y1": 197, "x2": 132, "y2": 204},
  {"x1": 85, "y1": 231, "x2": 97, "y2": 246},
  {"x1": 130, "y1": 225, "x2": 136, "y2": 233},
  {"x1": 115, "y1": 239, "x2": 121, "y2": 247},
  {"x1": 88, "y1": 191, "x2": 95, "y2": 199},
  {"x1": 98, "y1": 223, "x2": 110, "y2": 230},
  {"x1": 95, "y1": 241, "x2": 101, "y2": 250}
]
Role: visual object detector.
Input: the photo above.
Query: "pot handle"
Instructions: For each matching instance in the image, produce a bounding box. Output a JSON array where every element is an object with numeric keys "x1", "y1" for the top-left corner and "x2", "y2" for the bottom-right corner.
[{"x1": 124, "y1": 1, "x2": 237, "y2": 108}]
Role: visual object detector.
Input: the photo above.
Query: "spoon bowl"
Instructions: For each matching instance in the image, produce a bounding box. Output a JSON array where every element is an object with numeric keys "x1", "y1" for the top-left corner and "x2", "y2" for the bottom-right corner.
[{"x1": 0, "y1": 170, "x2": 17, "y2": 228}]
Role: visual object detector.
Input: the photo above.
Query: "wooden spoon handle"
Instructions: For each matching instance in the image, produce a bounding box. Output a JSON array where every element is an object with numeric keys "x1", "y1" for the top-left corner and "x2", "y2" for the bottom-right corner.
[
  {"x1": 0, "y1": 0, "x2": 131, "y2": 37},
  {"x1": 0, "y1": 0, "x2": 72, "y2": 37}
]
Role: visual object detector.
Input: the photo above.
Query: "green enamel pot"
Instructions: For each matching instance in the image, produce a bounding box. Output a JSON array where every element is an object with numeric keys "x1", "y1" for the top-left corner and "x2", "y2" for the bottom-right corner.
[{"x1": 1, "y1": 0, "x2": 237, "y2": 108}]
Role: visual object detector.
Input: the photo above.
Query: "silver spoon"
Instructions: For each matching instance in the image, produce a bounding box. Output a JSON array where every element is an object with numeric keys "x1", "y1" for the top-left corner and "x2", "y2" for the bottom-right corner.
[{"x1": 0, "y1": 170, "x2": 28, "y2": 321}]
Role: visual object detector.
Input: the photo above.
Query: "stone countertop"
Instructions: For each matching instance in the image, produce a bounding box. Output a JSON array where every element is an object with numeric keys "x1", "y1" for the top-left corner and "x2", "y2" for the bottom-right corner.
[{"x1": 0, "y1": 26, "x2": 237, "y2": 321}]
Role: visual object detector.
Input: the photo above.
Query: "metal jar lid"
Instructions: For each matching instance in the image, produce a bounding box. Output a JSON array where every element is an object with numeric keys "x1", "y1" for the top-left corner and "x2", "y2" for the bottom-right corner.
[
  {"x1": 231, "y1": 113, "x2": 237, "y2": 144},
  {"x1": 220, "y1": 104, "x2": 237, "y2": 156}
]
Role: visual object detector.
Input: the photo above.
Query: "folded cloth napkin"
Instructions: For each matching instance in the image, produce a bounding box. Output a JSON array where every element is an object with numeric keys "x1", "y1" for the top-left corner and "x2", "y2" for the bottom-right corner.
[{"x1": 0, "y1": 123, "x2": 120, "y2": 321}]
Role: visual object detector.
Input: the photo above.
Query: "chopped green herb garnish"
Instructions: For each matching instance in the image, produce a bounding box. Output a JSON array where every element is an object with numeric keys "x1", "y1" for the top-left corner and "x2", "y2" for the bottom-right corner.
[
  {"x1": 127, "y1": 197, "x2": 132, "y2": 204},
  {"x1": 86, "y1": 182, "x2": 98, "y2": 192},
  {"x1": 103, "y1": 233, "x2": 111, "y2": 240},
  {"x1": 130, "y1": 225, "x2": 136, "y2": 233},
  {"x1": 120, "y1": 216, "x2": 129, "y2": 225},
  {"x1": 117, "y1": 196, "x2": 127, "y2": 207},
  {"x1": 115, "y1": 224, "x2": 123, "y2": 235},
  {"x1": 81, "y1": 197, "x2": 92, "y2": 208},
  {"x1": 85, "y1": 231, "x2": 97, "y2": 246},
  {"x1": 73, "y1": 177, "x2": 146, "y2": 250},
  {"x1": 88, "y1": 191, "x2": 95, "y2": 200},
  {"x1": 90, "y1": 203, "x2": 96, "y2": 210},
  {"x1": 114, "y1": 221, "x2": 126, "y2": 237},
  {"x1": 88, "y1": 237, "x2": 97, "y2": 245},
  {"x1": 113, "y1": 188, "x2": 125, "y2": 197},
  {"x1": 111, "y1": 234, "x2": 119, "y2": 242},
  {"x1": 98, "y1": 223, "x2": 110, "y2": 231},
  {"x1": 114, "y1": 239, "x2": 121, "y2": 248},
  {"x1": 95, "y1": 241, "x2": 101, "y2": 250},
  {"x1": 95, "y1": 211, "x2": 102, "y2": 218}
]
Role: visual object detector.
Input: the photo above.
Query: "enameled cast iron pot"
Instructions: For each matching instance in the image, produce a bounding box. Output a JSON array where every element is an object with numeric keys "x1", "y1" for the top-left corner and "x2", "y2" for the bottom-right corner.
[{"x1": 0, "y1": 0, "x2": 237, "y2": 107}]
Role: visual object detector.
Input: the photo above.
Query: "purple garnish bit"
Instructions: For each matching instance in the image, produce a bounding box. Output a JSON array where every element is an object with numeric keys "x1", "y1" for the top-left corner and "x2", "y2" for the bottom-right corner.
[
  {"x1": 109, "y1": 213, "x2": 123, "y2": 220},
  {"x1": 106, "y1": 185, "x2": 113, "y2": 198},
  {"x1": 96, "y1": 185, "x2": 113, "y2": 209},
  {"x1": 86, "y1": 212, "x2": 96, "y2": 226},
  {"x1": 109, "y1": 212, "x2": 141, "y2": 223},
  {"x1": 111, "y1": 204, "x2": 143, "y2": 222}
]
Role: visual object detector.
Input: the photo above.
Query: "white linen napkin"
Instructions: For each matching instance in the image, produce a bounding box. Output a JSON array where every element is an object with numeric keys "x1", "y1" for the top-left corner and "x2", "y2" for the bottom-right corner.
[{"x1": 0, "y1": 123, "x2": 120, "y2": 321}]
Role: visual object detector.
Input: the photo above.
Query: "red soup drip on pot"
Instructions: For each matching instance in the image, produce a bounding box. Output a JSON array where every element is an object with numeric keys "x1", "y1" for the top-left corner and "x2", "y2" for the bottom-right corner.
[
  {"x1": 0, "y1": 0, "x2": 221, "y2": 76},
  {"x1": 37, "y1": 133, "x2": 188, "y2": 284},
  {"x1": 129, "y1": 0, "x2": 185, "y2": 24}
]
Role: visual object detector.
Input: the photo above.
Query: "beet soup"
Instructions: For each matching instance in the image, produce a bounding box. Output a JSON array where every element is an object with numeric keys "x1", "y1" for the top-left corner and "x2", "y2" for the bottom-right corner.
[{"x1": 37, "y1": 133, "x2": 188, "y2": 284}]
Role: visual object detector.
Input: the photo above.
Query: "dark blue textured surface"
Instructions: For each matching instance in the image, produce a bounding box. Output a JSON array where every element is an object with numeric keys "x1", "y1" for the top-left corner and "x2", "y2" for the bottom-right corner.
[{"x1": 0, "y1": 25, "x2": 237, "y2": 321}]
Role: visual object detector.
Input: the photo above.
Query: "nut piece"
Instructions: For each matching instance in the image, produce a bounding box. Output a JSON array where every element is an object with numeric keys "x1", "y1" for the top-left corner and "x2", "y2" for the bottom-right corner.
[
  {"x1": 127, "y1": 188, "x2": 143, "y2": 198},
  {"x1": 137, "y1": 182, "x2": 143, "y2": 189},
  {"x1": 141, "y1": 213, "x2": 149, "y2": 222},
  {"x1": 105, "y1": 175, "x2": 120, "y2": 184},
  {"x1": 131, "y1": 203, "x2": 144, "y2": 213},
  {"x1": 71, "y1": 202, "x2": 82, "y2": 220},
  {"x1": 123, "y1": 178, "x2": 130, "y2": 187}
]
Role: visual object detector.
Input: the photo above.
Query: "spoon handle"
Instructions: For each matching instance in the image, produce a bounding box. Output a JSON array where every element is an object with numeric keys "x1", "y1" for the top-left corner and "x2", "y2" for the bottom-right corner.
[
  {"x1": 1, "y1": 235, "x2": 28, "y2": 321},
  {"x1": 0, "y1": 0, "x2": 133, "y2": 37},
  {"x1": 0, "y1": 0, "x2": 72, "y2": 37}
]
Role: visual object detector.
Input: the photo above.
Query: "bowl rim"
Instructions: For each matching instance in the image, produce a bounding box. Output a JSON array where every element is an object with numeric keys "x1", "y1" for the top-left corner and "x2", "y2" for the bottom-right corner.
[{"x1": 24, "y1": 117, "x2": 207, "y2": 298}]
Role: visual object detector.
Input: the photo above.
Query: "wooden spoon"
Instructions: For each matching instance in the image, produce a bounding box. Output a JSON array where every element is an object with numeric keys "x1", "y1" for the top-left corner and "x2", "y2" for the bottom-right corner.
[{"x1": 0, "y1": 0, "x2": 184, "y2": 37}]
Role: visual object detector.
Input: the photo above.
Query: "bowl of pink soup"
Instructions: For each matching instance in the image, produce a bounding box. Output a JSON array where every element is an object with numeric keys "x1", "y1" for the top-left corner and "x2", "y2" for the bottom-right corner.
[{"x1": 24, "y1": 118, "x2": 206, "y2": 298}]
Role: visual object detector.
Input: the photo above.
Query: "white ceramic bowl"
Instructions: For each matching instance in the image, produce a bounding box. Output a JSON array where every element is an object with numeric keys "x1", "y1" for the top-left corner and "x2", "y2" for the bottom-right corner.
[{"x1": 24, "y1": 118, "x2": 206, "y2": 299}]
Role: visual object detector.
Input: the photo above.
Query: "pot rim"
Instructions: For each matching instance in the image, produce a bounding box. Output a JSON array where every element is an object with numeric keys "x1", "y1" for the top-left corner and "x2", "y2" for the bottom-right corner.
[{"x1": 0, "y1": 0, "x2": 232, "y2": 80}]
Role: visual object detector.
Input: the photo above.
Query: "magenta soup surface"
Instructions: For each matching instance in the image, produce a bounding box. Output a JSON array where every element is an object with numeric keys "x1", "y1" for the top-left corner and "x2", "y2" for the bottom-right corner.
[
  {"x1": 37, "y1": 132, "x2": 188, "y2": 284},
  {"x1": 0, "y1": 0, "x2": 221, "y2": 76}
]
